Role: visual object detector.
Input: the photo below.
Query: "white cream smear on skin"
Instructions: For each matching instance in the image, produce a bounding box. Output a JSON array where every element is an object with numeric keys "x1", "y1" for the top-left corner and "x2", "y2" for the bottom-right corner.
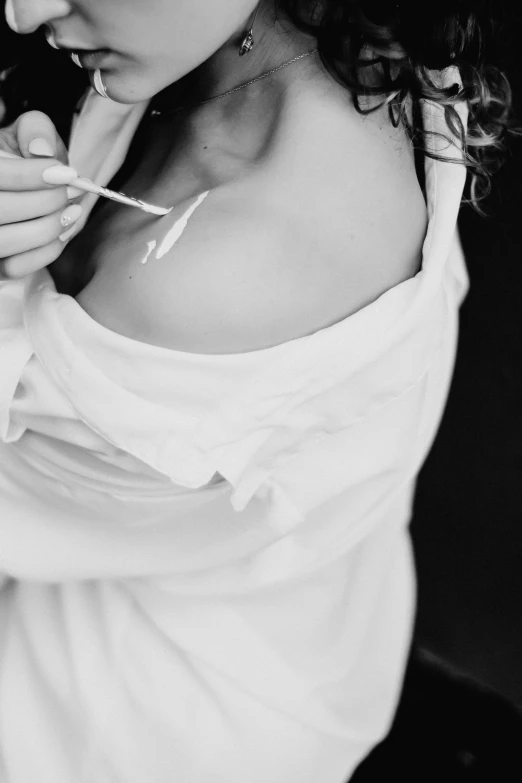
[{"x1": 140, "y1": 191, "x2": 210, "y2": 264}]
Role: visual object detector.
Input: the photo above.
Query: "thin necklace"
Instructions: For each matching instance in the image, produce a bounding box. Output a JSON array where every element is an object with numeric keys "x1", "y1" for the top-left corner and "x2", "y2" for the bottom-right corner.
[{"x1": 149, "y1": 47, "x2": 319, "y2": 119}]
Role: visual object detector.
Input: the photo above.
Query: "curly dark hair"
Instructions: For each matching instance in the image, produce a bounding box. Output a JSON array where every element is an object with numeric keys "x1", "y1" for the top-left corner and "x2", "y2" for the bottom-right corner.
[
  {"x1": 280, "y1": 0, "x2": 518, "y2": 210},
  {"x1": 0, "y1": 0, "x2": 518, "y2": 212}
]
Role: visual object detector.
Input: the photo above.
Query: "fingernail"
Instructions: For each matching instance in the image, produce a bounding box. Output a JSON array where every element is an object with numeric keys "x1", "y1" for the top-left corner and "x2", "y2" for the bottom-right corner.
[
  {"x1": 28, "y1": 138, "x2": 55, "y2": 157},
  {"x1": 59, "y1": 223, "x2": 79, "y2": 242},
  {"x1": 42, "y1": 164, "x2": 79, "y2": 185},
  {"x1": 60, "y1": 204, "x2": 83, "y2": 229}
]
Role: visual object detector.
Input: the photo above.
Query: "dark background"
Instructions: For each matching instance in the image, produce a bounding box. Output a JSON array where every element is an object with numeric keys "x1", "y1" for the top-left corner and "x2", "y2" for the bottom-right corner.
[{"x1": 411, "y1": 10, "x2": 522, "y2": 709}]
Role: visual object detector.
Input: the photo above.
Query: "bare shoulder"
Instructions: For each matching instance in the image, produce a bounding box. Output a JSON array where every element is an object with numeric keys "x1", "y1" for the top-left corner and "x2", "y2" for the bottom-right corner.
[{"x1": 79, "y1": 100, "x2": 428, "y2": 355}]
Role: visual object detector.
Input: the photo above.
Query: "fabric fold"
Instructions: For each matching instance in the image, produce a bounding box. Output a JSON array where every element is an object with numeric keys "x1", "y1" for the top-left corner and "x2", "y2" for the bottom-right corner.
[
  {"x1": 0, "y1": 281, "x2": 34, "y2": 443},
  {"x1": 2, "y1": 67, "x2": 470, "y2": 535},
  {"x1": 66, "y1": 87, "x2": 150, "y2": 235}
]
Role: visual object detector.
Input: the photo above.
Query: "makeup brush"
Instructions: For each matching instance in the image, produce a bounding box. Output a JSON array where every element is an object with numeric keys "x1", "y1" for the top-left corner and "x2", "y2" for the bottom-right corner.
[{"x1": 0, "y1": 148, "x2": 172, "y2": 216}]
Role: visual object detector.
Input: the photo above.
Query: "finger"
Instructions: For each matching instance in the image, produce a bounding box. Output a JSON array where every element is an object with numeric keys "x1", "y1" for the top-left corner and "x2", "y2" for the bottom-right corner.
[
  {"x1": 0, "y1": 157, "x2": 77, "y2": 192},
  {"x1": 0, "y1": 240, "x2": 64, "y2": 280},
  {"x1": 0, "y1": 187, "x2": 68, "y2": 226},
  {"x1": 15, "y1": 110, "x2": 69, "y2": 165},
  {"x1": 0, "y1": 209, "x2": 66, "y2": 257}
]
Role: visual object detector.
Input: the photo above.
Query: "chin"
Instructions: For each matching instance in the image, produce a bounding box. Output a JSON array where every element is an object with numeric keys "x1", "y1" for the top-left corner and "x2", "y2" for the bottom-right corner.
[{"x1": 91, "y1": 69, "x2": 158, "y2": 106}]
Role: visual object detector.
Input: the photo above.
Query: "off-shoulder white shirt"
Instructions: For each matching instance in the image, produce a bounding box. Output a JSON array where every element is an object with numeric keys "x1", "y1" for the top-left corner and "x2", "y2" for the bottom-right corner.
[{"x1": 0, "y1": 68, "x2": 469, "y2": 782}]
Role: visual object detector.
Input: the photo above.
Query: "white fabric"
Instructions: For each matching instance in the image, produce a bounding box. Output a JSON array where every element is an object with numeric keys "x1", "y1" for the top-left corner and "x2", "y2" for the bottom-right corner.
[{"x1": 0, "y1": 69, "x2": 469, "y2": 782}]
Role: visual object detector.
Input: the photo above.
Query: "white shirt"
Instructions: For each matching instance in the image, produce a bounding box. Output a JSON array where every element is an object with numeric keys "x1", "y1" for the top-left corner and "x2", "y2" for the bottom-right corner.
[{"x1": 0, "y1": 68, "x2": 469, "y2": 782}]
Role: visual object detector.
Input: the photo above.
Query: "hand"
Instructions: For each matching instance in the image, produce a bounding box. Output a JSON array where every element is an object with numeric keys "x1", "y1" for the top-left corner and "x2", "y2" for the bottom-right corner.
[{"x1": 0, "y1": 110, "x2": 82, "y2": 280}]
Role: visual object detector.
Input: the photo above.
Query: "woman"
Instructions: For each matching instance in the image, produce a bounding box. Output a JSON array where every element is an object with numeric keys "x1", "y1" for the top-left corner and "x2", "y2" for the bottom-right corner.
[{"x1": 0, "y1": 1, "x2": 515, "y2": 781}]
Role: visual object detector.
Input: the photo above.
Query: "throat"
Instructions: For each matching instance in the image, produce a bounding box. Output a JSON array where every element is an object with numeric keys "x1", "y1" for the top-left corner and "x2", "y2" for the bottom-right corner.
[{"x1": 118, "y1": 87, "x2": 282, "y2": 189}]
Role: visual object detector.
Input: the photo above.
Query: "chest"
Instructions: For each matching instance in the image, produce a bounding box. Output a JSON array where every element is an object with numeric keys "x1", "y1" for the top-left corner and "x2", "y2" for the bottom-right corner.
[
  {"x1": 49, "y1": 112, "x2": 258, "y2": 299},
  {"x1": 49, "y1": 100, "x2": 427, "y2": 351}
]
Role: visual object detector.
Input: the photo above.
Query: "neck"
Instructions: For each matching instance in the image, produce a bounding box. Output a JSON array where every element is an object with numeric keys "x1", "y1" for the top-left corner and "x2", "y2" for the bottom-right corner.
[
  {"x1": 131, "y1": 3, "x2": 323, "y2": 195},
  {"x1": 151, "y1": 1, "x2": 318, "y2": 119}
]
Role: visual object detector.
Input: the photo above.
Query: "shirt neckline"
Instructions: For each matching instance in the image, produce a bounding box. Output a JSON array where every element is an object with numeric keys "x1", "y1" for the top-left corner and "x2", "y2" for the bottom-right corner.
[{"x1": 43, "y1": 76, "x2": 467, "y2": 360}]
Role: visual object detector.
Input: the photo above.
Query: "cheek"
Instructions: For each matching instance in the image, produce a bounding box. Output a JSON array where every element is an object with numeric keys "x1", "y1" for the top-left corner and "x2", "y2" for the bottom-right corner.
[
  {"x1": 135, "y1": 0, "x2": 249, "y2": 66},
  {"x1": 87, "y1": 0, "x2": 250, "y2": 103}
]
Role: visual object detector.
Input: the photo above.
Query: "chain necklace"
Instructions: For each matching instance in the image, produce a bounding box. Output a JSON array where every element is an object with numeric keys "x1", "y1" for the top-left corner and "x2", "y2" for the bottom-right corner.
[{"x1": 148, "y1": 47, "x2": 319, "y2": 119}]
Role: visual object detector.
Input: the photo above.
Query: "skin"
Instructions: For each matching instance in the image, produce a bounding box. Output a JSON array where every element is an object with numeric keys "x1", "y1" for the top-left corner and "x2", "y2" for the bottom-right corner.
[
  {"x1": 7, "y1": 0, "x2": 323, "y2": 183},
  {"x1": 4, "y1": 0, "x2": 428, "y2": 354},
  {"x1": 6, "y1": 0, "x2": 315, "y2": 106},
  {"x1": 2, "y1": 0, "x2": 321, "y2": 276}
]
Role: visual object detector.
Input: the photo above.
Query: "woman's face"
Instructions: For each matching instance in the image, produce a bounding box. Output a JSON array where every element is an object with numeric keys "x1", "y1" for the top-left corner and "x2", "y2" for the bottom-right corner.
[{"x1": 5, "y1": 0, "x2": 262, "y2": 103}]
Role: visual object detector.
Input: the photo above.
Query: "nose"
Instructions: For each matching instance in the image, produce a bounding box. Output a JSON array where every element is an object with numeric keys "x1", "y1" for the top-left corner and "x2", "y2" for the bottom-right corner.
[{"x1": 5, "y1": 0, "x2": 70, "y2": 35}]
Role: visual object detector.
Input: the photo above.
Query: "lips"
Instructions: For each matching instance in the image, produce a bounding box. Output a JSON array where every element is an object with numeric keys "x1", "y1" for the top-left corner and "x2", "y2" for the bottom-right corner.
[
  {"x1": 68, "y1": 49, "x2": 111, "y2": 69},
  {"x1": 43, "y1": 32, "x2": 112, "y2": 68}
]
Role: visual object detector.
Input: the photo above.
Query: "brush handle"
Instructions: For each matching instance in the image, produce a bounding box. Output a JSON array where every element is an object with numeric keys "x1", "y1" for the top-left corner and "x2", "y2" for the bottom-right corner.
[
  {"x1": 0, "y1": 148, "x2": 100, "y2": 194},
  {"x1": 0, "y1": 148, "x2": 171, "y2": 215}
]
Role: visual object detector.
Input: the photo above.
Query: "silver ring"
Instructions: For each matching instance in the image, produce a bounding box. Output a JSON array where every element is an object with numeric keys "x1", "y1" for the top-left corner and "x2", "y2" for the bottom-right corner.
[
  {"x1": 44, "y1": 27, "x2": 59, "y2": 49},
  {"x1": 93, "y1": 69, "x2": 110, "y2": 99}
]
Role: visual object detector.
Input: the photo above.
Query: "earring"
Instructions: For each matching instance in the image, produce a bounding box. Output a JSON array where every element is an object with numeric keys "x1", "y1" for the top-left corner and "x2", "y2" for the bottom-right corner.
[{"x1": 238, "y1": 3, "x2": 260, "y2": 56}]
